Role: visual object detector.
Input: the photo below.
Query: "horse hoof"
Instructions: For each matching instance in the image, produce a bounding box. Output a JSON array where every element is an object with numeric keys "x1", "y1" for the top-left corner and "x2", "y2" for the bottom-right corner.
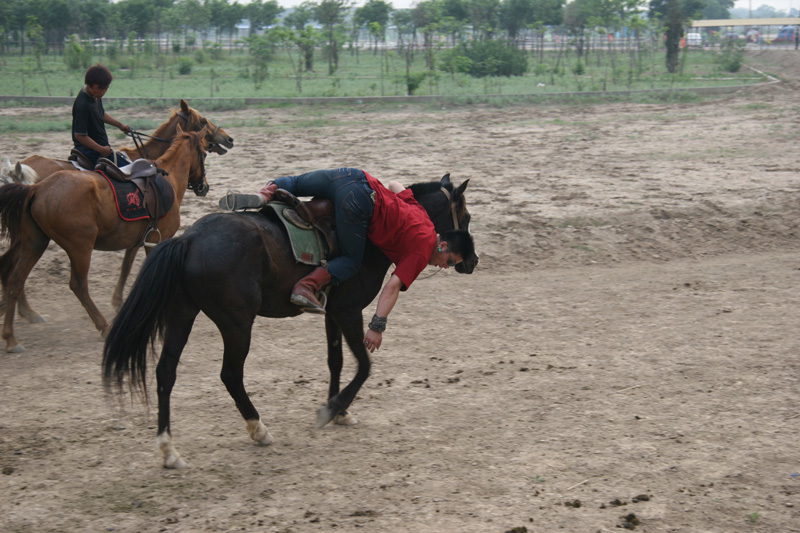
[
  {"x1": 27, "y1": 314, "x2": 46, "y2": 324},
  {"x1": 164, "y1": 455, "x2": 187, "y2": 469},
  {"x1": 334, "y1": 411, "x2": 358, "y2": 426},
  {"x1": 6, "y1": 343, "x2": 25, "y2": 354}
]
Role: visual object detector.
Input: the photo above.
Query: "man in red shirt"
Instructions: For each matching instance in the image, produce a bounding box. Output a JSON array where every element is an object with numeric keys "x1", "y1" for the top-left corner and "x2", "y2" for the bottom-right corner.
[{"x1": 219, "y1": 168, "x2": 474, "y2": 351}]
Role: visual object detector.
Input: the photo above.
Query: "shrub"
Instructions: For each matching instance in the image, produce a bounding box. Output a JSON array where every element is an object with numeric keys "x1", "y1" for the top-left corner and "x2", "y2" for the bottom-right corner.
[
  {"x1": 178, "y1": 58, "x2": 193, "y2": 75},
  {"x1": 457, "y1": 40, "x2": 528, "y2": 78},
  {"x1": 64, "y1": 35, "x2": 91, "y2": 71},
  {"x1": 716, "y1": 38, "x2": 745, "y2": 73}
]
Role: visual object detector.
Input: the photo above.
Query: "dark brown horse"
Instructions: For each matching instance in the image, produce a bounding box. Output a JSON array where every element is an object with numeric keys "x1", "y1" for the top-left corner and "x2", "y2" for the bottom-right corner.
[
  {"x1": 0, "y1": 127, "x2": 210, "y2": 353},
  {"x1": 103, "y1": 175, "x2": 477, "y2": 468},
  {"x1": 19, "y1": 99, "x2": 233, "y2": 181}
]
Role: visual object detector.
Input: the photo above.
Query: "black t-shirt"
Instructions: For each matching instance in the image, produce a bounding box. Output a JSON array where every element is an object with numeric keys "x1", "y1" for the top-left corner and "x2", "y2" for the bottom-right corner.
[{"x1": 72, "y1": 88, "x2": 108, "y2": 148}]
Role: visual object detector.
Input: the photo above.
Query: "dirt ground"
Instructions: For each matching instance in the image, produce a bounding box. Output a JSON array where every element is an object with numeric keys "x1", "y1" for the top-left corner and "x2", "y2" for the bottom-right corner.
[{"x1": 1, "y1": 50, "x2": 800, "y2": 533}]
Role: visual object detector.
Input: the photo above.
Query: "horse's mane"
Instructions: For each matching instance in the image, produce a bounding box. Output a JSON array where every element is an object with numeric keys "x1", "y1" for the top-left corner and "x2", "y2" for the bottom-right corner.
[
  {"x1": 150, "y1": 105, "x2": 203, "y2": 138},
  {"x1": 408, "y1": 180, "x2": 452, "y2": 198},
  {"x1": 158, "y1": 130, "x2": 205, "y2": 163}
]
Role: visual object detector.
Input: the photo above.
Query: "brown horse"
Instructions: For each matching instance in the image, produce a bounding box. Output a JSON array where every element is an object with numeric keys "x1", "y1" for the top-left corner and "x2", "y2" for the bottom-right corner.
[
  {"x1": 19, "y1": 99, "x2": 233, "y2": 181},
  {"x1": 0, "y1": 127, "x2": 209, "y2": 353},
  {"x1": 2, "y1": 100, "x2": 233, "y2": 321}
]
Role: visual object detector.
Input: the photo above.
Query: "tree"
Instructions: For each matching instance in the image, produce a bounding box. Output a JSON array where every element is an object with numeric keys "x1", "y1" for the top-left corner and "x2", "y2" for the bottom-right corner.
[
  {"x1": 649, "y1": 0, "x2": 704, "y2": 73},
  {"x1": 701, "y1": 0, "x2": 734, "y2": 19},
  {"x1": 354, "y1": 0, "x2": 392, "y2": 53},
  {"x1": 247, "y1": 0, "x2": 283, "y2": 36},
  {"x1": 314, "y1": 0, "x2": 351, "y2": 75}
]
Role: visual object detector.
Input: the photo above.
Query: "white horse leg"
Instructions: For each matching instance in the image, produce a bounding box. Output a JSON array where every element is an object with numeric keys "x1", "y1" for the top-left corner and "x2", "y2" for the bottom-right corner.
[
  {"x1": 157, "y1": 432, "x2": 186, "y2": 469},
  {"x1": 246, "y1": 419, "x2": 274, "y2": 445}
]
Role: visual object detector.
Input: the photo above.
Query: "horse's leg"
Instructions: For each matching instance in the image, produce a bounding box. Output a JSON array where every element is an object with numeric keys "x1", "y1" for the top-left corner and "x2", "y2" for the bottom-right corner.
[
  {"x1": 112, "y1": 247, "x2": 139, "y2": 312},
  {"x1": 64, "y1": 248, "x2": 109, "y2": 337},
  {"x1": 317, "y1": 310, "x2": 372, "y2": 428},
  {"x1": 155, "y1": 305, "x2": 199, "y2": 469},
  {"x1": 217, "y1": 319, "x2": 274, "y2": 446},
  {"x1": 0, "y1": 241, "x2": 43, "y2": 322},
  {"x1": 325, "y1": 315, "x2": 358, "y2": 426},
  {"x1": 1, "y1": 235, "x2": 50, "y2": 352}
]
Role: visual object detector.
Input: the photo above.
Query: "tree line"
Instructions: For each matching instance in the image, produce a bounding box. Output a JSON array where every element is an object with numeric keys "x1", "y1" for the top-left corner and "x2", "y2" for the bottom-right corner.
[{"x1": 1, "y1": 0, "x2": 739, "y2": 77}]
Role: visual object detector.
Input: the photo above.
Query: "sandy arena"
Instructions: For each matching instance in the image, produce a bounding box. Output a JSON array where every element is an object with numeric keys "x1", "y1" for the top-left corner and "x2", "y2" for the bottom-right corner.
[{"x1": 1, "y1": 50, "x2": 799, "y2": 532}]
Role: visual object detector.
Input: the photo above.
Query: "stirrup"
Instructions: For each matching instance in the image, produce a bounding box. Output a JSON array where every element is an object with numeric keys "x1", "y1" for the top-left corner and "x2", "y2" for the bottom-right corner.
[{"x1": 290, "y1": 291, "x2": 327, "y2": 314}]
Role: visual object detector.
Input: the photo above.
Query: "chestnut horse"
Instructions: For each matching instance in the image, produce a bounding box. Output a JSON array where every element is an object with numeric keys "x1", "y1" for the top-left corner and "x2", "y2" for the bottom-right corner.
[
  {"x1": 0, "y1": 127, "x2": 210, "y2": 353},
  {"x1": 18, "y1": 99, "x2": 234, "y2": 182},
  {"x1": 103, "y1": 175, "x2": 477, "y2": 468}
]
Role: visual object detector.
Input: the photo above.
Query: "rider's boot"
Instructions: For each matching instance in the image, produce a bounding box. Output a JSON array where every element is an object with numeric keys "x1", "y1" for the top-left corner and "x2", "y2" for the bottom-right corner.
[
  {"x1": 218, "y1": 181, "x2": 278, "y2": 211},
  {"x1": 290, "y1": 267, "x2": 331, "y2": 314}
]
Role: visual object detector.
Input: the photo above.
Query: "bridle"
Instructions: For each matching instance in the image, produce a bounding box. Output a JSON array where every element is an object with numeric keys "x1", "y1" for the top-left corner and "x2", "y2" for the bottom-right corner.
[
  {"x1": 439, "y1": 186, "x2": 461, "y2": 231},
  {"x1": 417, "y1": 187, "x2": 463, "y2": 281},
  {"x1": 127, "y1": 111, "x2": 223, "y2": 159},
  {"x1": 186, "y1": 141, "x2": 208, "y2": 195}
]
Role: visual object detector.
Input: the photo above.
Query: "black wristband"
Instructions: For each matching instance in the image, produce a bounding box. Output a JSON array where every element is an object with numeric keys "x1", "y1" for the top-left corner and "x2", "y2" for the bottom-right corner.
[{"x1": 368, "y1": 314, "x2": 387, "y2": 333}]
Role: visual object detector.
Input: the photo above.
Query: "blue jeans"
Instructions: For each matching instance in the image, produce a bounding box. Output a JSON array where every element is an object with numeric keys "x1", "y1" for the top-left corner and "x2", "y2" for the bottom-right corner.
[
  {"x1": 74, "y1": 145, "x2": 132, "y2": 167},
  {"x1": 274, "y1": 168, "x2": 375, "y2": 284}
]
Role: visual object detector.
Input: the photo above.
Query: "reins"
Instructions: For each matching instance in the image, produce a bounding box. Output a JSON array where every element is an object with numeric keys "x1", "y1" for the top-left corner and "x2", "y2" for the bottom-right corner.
[
  {"x1": 417, "y1": 187, "x2": 461, "y2": 281},
  {"x1": 126, "y1": 110, "x2": 222, "y2": 159}
]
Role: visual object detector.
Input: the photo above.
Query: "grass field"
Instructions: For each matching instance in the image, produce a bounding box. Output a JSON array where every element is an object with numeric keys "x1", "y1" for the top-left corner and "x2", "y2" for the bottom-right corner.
[{"x1": 0, "y1": 44, "x2": 764, "y2": 104}]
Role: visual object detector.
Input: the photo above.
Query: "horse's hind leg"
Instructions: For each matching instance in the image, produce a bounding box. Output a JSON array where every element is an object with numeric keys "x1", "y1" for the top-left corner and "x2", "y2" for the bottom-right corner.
[
  {"x1": 1, "y1": 235, "x2": 50, "y2": 352},
  {"x1": 111, "y1": 246, "x2": 139, "y2": 312},
  {"x1": 64, "y1": 247, "x2": 109, "y2": 337},
  {"x1": 0, "y1": 243, "x2": 44, "y2": 324},
  {"x1": 217, "y1": 320, "x2": 273, "y2": 446},
  {"x1": 156, "y1": 304, "x2": 200, "y2": 469}
]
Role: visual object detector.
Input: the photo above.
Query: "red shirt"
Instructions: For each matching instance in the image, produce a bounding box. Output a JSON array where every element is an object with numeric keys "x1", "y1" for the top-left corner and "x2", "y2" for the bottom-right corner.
[{"x1": 364, "y1": 172, "x2": 436, "y2": 290}]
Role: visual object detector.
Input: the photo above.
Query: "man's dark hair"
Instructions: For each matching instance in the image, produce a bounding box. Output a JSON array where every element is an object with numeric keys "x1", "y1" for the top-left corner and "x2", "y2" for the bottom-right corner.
[
  {"x1": 442, "y1": 229, "x2": 475, "y2": 259},
  {"x1": 85, "y1": 64, "x2": 113, "y2": 88}
]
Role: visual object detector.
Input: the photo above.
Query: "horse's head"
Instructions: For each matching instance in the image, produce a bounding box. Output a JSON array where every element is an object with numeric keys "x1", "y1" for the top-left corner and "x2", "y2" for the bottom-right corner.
[
  {"x1": 410, "y1": 173, "x2": 478, "y2": 274},
  {"x1": 165, "y1": 125, "x2": 210, "y2": 197},
  {"x1": 175, "y1": 99, "x2": 234, "y2": 155}
]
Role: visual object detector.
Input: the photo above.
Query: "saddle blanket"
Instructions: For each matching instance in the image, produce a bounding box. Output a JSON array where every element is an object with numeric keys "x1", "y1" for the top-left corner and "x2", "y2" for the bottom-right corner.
[
  {"x1": 268, "y1": 202, "x2": 327, "y2": 266},
  {"x1": 96, "y1": 170, "x2": 175, "y2": 221}
]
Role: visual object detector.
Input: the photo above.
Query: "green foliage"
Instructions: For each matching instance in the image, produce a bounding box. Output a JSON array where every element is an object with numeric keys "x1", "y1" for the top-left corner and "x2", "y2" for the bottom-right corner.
[
  {"x1": 195, "y1": 50, "x2": 207, "y2": 64},
  {"x1": 178, "y1": 58, "x2": 194, "y2": 75},
  {"x1": 457, "y1": 40, "x2": 528, "y2": 78},
  {"x1": 405, "y1": 72, "x2": 427, "y2": 95},
  {"x1": 64, "y1": 35, "x2": 91, "y2": 71},
  {"x1": 716, "y1": 38, "x2": 745, "y2": 73},
  {"x1": 572, "y1": 61, "x2": 585, "y2": 75}
]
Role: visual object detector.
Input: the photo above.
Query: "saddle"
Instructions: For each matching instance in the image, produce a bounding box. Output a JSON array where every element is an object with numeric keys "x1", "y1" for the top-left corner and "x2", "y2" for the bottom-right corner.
[
  {"x1": 68, "y1": 148, "x2": 94, "y2": 171},
  {"x1": 271, "y1": 189, "x2": 338, "y2": 263},
  {"x1": 93, "y1": 157, "x2": 174, "y2": 248}
]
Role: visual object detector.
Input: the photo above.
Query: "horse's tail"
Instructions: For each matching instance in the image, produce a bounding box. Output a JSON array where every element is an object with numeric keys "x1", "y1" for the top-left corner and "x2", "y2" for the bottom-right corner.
[
  {"x1": 0, "y1": 183, "x2": 34, "y2": 242},
  {"x1": 102, "y1": 237, "x2": 188, "y2": 400}
]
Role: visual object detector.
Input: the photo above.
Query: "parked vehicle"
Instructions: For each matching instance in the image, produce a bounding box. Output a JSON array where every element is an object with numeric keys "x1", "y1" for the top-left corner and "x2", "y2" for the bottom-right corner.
[
  {"x1": 686, "y1": 33, "x2": 703, "y2": 47},
  {"x1": 773, "y1": 26, "x2": 797, "y2": 43}
]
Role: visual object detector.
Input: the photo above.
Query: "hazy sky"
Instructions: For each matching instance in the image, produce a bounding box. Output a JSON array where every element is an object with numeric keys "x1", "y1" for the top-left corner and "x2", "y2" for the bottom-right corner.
[{"x1": 267, "y1": 0, "x2": 798, "y2": 15}]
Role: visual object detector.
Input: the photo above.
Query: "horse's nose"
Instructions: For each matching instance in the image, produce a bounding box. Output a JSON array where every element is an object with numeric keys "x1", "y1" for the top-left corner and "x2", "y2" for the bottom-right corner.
[{"x1": 456, "y1": 254, "x2": 478, "y2": 274}]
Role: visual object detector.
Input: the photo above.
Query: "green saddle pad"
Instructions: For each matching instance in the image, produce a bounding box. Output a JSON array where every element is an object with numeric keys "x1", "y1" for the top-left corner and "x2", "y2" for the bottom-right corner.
[{"x1": 268, "y1": 202, "x2": 326, "y2": 266}]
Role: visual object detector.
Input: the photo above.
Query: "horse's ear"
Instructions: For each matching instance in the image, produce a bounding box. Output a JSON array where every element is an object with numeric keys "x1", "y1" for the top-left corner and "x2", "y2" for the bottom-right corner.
[
  {"x1": 180, "y1": 99, "x2": 190, "y2": 113},
  {"x1": 455, "y1": 178, "x2": 469, "y2": 197},
  {"x1": 440, "y1": 173, "x2": 451, "y2": 186}
]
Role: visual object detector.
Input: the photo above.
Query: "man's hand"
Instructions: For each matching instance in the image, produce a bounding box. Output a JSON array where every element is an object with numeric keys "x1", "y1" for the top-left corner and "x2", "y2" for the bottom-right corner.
[{"x1": 364, "y1": 329, "x2": 382, "y2": 353}]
